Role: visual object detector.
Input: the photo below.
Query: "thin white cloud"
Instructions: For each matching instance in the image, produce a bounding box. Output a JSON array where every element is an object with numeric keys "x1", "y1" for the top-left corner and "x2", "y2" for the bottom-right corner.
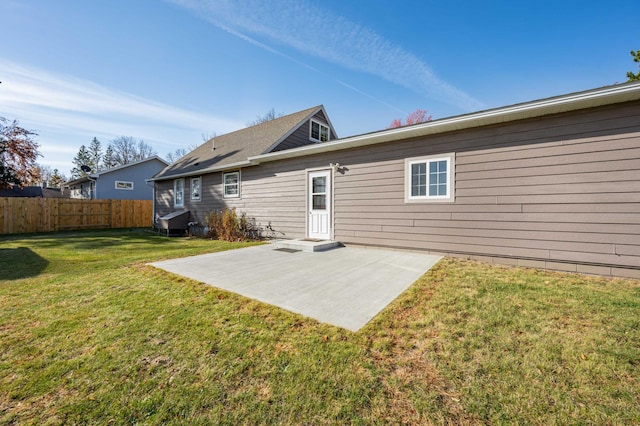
[
  {"x1": 168, "y1": 0, "x2": 484, "y2": 111},
  {"x1": 336, "y1": 80, "x2": 407, "y2": 115},
  {"x1": 0, "y1": 60, "x2": 243, "y2": 143},
  {"x1": 0, "y1": 60, "x2": 244, "y2": 174}
]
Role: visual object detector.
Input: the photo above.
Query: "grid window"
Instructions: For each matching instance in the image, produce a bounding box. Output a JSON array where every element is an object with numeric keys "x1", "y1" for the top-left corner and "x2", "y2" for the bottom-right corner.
[
  {"x1": 310, "y1": 120, "x2": 330, "y2": 142},
  {"x1": 223, "y1": 172, "x2": 240, "y2": 198},
  {"x1": 405, "y1": 154, "x2": 454, "y2": 202}
]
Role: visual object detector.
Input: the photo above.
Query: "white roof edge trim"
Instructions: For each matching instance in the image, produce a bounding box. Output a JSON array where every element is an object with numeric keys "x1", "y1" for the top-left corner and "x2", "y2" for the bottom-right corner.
[
  {"x1": 65, "y1": 155, "x2": 169, "y2": 185},
  {"x1": 150, "y1": 160, "x2": 253, "y2": 181},
  {"x1": 249, "y1": 82, "x2": 640, "y2": 164},
  {"x1": 93, "y1": 155, "x2": 169, "y2": 177}
]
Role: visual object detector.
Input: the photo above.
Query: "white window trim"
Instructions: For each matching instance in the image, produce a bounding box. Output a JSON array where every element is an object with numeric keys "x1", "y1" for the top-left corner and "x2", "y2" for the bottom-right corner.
[
  {"x1": 174, "y1": 178, "x2": 185, "y2": 207},
  {"x1": 190, "y1": 176, "x2": 201, "y2": 201},
  {"x1": 404, "y1": 153, "x2": 455, "y2": 203},
  {"x1": 114, "y1": 180, "x2": 134, "y2": 190},
  {"x1": 223, "y1": 171, "x2": 240, "y2": 198},
  {"x1": 309, "y1": 119, "x2": 330, "y2": 143}
]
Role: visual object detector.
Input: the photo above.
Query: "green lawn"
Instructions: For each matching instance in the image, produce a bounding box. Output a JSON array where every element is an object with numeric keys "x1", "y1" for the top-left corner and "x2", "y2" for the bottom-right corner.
[{"x1": 1, "y1": 229, "x2": 638, "y2": 424}]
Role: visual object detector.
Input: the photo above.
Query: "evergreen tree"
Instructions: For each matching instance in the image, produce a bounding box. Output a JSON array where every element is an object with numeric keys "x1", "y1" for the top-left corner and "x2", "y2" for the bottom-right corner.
[
  {"x1": 70, "y1": 145, "x2": 92, "y2": 178},
  {"x1": 49, "y1": 169, "x2": 66, "y2": 188},
  {"x1": 103, "y1": 145, "x2": 117, "y2": 169},
  {"x1": 87, "y1": 137, "x2": 103, "y2": 171},
  {"x1": 627, "y1": 49, "x2": 640, "y2": 81}
]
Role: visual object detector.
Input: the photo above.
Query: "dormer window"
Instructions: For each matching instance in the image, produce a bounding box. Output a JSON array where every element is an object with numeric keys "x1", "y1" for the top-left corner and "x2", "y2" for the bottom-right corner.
[{"x1": 310, "y1": 120, "x2": 330, "y2": 142}]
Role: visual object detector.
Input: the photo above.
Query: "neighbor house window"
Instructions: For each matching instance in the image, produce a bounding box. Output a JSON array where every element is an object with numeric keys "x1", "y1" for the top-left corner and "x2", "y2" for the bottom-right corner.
[
  {"x1": 310, "y1": 120, "x2": 330, "y2": 142},
  {"x1": 405, "y1": 153, "x2": 455, "y2": 202},
  {"x1": 115, "y1": 181, "x2": 134, "y2": 190},
  {"x1": 174, "y1": 178, "x2": 184, "y2": 207},
  {"x1": 223, "y1": 171, "x2": 240, "y2": 198},
  {"x1": 191, "y1": 177, "x2": 201, "y2": 201}
]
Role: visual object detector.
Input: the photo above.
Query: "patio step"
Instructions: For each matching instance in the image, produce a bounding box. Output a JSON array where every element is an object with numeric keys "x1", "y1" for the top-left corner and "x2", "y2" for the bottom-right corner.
[{"x1": 275, "y1": 238, "x2": 341, "y2": 253}]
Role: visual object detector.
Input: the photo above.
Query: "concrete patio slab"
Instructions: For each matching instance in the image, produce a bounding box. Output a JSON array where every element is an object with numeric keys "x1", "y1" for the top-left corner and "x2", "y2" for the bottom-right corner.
[{"x1": 150, "y1": 244, "x2": 441, "y2": 331}]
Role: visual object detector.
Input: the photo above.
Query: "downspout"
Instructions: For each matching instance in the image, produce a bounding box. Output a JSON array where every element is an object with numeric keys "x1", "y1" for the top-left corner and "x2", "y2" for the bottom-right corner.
[
  {"x1": 146, "y1": 179, "x2": 156, "y2": 228},
  {"x1": 152, "y1": 182, "x2": 156, "y2": 227}
]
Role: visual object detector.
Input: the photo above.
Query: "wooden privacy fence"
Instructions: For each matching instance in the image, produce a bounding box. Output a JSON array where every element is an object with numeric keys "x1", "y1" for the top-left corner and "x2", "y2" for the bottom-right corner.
[{"x1": 0, "y1": 198, "x2": 153, "y2": 235}]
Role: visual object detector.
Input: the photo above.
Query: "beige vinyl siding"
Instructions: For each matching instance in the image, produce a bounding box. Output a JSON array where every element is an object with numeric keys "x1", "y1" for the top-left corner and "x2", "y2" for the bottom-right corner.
[
  {"x1": 155, "y1": 165, "x2": 308, "y2": 239},
  {"x1": 154, "y1": 100, "x2": 640, "y2": 276},
  {"x1": 272, "y1": 111, "x2": 336, "y2": 151},
  {"x1": 331, "y1": 100, "x2": 640, "y2": 272},
  {"x1": 237, "y1": 165, "x2": 307, "y2": 238}
]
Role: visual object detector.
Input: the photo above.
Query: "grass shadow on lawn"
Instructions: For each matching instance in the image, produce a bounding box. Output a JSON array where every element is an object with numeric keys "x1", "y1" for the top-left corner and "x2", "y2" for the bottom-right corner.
[
  {"x1": 0, "y1": 228, "x2": 182, "y2": 251},
  {"x1": 0, "y1": 247, "x2": 49, "y2": 280}
]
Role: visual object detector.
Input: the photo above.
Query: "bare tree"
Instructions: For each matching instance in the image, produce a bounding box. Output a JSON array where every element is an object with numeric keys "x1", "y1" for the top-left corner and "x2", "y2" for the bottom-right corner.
[
  {"x1": 166, "y1": 148, "x2": 188, "y2": 163},
  {"x1": 201, "y1": 132, "x2": 217, "y2": 142},
  {"x1": 32, "y1": 163, "x2": 54, "y2": 186},
  {"x1": 166, "y1": 143, "x2": 201, "y2": 162},
  {"x1": 246, "y1": 108, "x2": 284, "y2": 127},
  {"x1": 108, "y1": 136, "x2": 157, "y2": 165}
]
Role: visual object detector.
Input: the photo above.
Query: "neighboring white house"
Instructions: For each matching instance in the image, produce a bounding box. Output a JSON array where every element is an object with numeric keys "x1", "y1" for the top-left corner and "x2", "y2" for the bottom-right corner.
[{"x1": 66, "y1": 156, "x2": 169, "y2": 200}]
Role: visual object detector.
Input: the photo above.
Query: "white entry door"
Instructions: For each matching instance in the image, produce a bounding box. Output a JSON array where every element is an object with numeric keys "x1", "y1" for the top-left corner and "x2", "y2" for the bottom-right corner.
[{"x1": 308, "y1": 170, "x2": 331, "y2": 240}]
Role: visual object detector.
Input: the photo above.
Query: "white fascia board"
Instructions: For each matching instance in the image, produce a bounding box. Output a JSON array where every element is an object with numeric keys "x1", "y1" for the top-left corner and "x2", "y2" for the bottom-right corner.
[
  {"x1": 94, "y1": 155, "x2": 169, "y2": 177},
  {"x1": 249, "y1": 82, "x2": 640, "y2": 165}
]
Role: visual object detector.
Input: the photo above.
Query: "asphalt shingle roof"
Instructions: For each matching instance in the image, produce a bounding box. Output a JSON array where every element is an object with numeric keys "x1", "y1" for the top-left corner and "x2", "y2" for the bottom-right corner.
[
  {"x1": 0, "y1": 186, "x2": 67, "y2": 198},
  {"x1": 154, "y1": 105, "x2": 322, "y2": 180}
]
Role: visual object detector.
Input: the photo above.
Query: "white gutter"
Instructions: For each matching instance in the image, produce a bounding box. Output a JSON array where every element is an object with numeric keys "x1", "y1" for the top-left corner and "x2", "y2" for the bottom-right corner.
[
  {"x1": 248, "y1": 82, "x2": 640, "y2": 164},
  {"x1": 153, "y1": 82, "x2": 640, "y2": 179}
]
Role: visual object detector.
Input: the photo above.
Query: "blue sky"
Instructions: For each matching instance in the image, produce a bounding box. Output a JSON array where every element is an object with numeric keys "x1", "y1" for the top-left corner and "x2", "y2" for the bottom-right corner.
[{"x1": 1, "y1": 0, "x2": 638, "y2": 176}]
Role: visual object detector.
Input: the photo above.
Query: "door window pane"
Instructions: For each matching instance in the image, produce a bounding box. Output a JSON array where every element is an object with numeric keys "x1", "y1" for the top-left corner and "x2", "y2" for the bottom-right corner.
[
  {"x1": 312, "y1": 194, "x2": 326, "y2": 210},
  {"x1": 312, "y1": 176, "x2": 326, "y2": 193}
]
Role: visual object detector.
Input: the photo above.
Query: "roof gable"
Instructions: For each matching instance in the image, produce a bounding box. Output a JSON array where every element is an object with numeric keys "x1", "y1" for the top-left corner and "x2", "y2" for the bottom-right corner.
[
  {"x1": 92, "y1": 156, "x2": 168, "y2": 178},
  {"x1": 65, "y1": 156, "x2": 169, "y2": 186},
  {"x1": 154, "y1": 105, "x2": 329, "y2": 180}
]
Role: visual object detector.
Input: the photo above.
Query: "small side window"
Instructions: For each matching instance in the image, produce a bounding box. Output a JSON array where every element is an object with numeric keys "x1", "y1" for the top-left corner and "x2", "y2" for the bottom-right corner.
[
  {"x1": 191, "y1": 177, "x2": 201, "y2": 201},
  {"x1": 310, "y1": 120, "x2": 330, "y2": 142},
  {"x1": 115, "y1": 181, "x2": 134, "y2": 190},
  {"x1": 405, "y1": 153, "x2": 455, "y2": 203},
  {"x1": 174, "y1": 178, "x2": 185, "y2": 207}
]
